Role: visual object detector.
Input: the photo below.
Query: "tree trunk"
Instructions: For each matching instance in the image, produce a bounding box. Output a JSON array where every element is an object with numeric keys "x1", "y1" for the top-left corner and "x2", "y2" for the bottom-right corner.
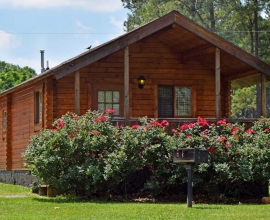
[{"x1": 209, "y1": 1, "x2": 215, "y2": 31}]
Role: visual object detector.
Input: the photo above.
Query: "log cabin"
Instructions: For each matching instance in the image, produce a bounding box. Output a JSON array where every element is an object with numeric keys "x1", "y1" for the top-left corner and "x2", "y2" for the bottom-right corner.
[{"x1": 0, "y1": 11, "x2": 270, "y2": 185}]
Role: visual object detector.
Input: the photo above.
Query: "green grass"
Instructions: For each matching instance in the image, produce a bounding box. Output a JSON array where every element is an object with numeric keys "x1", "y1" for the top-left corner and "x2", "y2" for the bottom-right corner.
[{"x1": 0, "y1": 183, "x2": 269, "y2": 220}]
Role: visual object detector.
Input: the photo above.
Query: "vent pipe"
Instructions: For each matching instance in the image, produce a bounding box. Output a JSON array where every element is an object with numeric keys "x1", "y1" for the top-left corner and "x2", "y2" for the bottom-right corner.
[
  {"x1": 40, "y1": 50, "x2": 45, "y2": 73},
  {"x1": 46, "y1": 61, "x2": 50, "y2": 70}
]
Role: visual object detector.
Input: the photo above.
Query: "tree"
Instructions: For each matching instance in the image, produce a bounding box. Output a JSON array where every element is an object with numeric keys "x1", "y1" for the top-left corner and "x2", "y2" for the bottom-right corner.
[
  {"x1": 231, "y1": 86, "x2": 257, "y2": 118},
  {"x1": 0, "y1": 61, "x2": 36, "y2": 92}
]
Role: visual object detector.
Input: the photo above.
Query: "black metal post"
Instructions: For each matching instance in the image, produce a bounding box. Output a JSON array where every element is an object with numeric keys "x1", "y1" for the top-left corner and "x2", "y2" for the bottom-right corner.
[{"x1": 186, "y1": 163, "x2": 194, "y2": 208}]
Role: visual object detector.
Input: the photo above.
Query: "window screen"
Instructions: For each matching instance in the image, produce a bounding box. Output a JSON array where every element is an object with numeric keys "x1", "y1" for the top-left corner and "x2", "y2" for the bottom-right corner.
[
  {"x1": 158, "y1": 85, "x2": 174, "y2": 117},
  {"x1": 175, "y1": 87, "x2": 191, "y2": 116}
]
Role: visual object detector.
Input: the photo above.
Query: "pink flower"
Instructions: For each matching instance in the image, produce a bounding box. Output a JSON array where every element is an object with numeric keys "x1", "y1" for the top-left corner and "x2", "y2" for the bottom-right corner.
[
  {"x1": 68, "y1": 134, "x2": 75, "y2": 138},
  {"x1": 203, "y1": 136, "x2": 209, "y2": 141},
  {"x1": 160, "y1": 120, "x2": 169, "y2": 127},
  {"x1": 180, "y1": 124, "x2": 189, "y2": 130},
  {"x1": 105, "y1": 109, "x2": 116, "y2": 114},
  {"x1": 150, "y1": 121, "x2": 162, "y2": 127},
  {"x1": 92, "y1": 131, "x2": 99, "y2": 136},
  {"x1": 217, "y1": 119, "x2": 226, "y2": 125},
  {"x1": 264, "y1": 128, "x2": 269, "y2": 133},
  {"x1": 94, "y1": 115, "x2": 108, "y2": 122},
  {"x1": 224, "y1": 143, "x2": 230, "y2": 147},
  {"x1": 57, "y1": 121, "x2": 65, "y2": 128},
  {"x1": 189, "y1": 123, "x2": 195, "y2": 128},
  {"x1": 208, "y1": 146, "x2": 216, "y2": 154},
  {"x1": 172, "y1": 129, "x2": 178, "y2": 133},
  {"x1": 187, "y1": 135, "x2": 191, "y2": 139},
  {"x1": 221, "y1": 136, "x2": 227, "y2": 142},
  {"x1": 132, "y1": 125, "x2": 139, "y2": 129},
  {"x1": 138, "y1": 153, "x2": 142, "y2": 158},
  {"x1": 201, "y1": 129, "x2": 208, "y2": 134},
  {"x1": 197, "y1": 116, "x2": 209, "y2": 126},
  {"x1": 245, "y1": 129, "x2": 254, "y2": 133}
]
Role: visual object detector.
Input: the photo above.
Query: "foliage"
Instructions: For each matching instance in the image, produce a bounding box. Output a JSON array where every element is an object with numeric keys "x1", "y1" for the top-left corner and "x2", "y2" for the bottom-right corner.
[
  {"x1": 121, "y1": 0, "x2": 270, "y2": 63},
  {"x1": 23, "y1": 110, "x2": 122, "y2": 196},
  {"x1": 171, "y1": 117, "x2": 270, "y2": 199},
  {"x1": 231, "y1": 86, "x2": 257, "y2": 118},
  {"x1": 24, "y1": 111, "x2": 270, "y2": 199},
  {"x1": 1, "y1": 183, "x2": 270, "y2": 220},
  {"x1": 0, "y1": 61, "x2": 36, "y2": 92}
]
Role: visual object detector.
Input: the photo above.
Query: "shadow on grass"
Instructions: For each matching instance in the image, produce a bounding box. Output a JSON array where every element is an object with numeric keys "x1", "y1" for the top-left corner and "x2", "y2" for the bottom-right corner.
[
  {"x1": 32, "y1": 197, "x2": 188, "y2": 205},
  {"x1": 192, "y1": 206, "x2": 221, "y2": 210}
]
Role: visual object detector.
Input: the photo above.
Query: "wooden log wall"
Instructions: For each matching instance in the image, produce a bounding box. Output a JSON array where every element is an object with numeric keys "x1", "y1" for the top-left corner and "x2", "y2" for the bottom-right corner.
[
  {"x1": 0, "y1": 96, "x2": 7, "y2": 169},
  {"x1": 83, "y1": 36, "x2": 218, "y2": 118},
  {"x1": 55, "y1": 72, "x2": 88, "y2": 118},
  {"x1": 0, "y1": 79, "x2": 55, "y2": 170},
  {"x1": 10, "y1": 86, "x2": 35, "y2": 169}
]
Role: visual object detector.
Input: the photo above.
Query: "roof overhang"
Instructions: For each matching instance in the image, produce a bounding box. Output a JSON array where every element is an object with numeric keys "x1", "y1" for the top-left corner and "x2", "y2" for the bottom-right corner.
[{"x1": 52, "y1": 10, "x2": 270, "y2": 80}]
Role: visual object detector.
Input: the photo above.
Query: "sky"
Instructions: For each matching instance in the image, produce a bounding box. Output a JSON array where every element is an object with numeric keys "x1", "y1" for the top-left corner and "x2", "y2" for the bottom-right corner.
[{"x1": 0, "y1": 0, "x2": 130, "y2": 73}]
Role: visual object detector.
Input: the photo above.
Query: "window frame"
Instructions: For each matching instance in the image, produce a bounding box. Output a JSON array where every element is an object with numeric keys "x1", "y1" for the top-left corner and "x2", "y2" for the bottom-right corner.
[
  {"x1": 34, "y1": 84, "x2": 43, "y2": 131},
  {"x1": 158, "y1": 85, "x2": 195, "y2": 118},
  {"x1": 91, "y1": 84, "x2": 124, "y2": 117},
  {"x1": 2, "y1": 110, "x2": 7, "y2": 134}
]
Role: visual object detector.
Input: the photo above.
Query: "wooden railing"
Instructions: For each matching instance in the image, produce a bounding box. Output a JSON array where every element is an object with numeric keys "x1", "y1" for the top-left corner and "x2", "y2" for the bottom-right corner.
[{"x1": 112, "y1": 117, "x2": 257, "y2": 131}]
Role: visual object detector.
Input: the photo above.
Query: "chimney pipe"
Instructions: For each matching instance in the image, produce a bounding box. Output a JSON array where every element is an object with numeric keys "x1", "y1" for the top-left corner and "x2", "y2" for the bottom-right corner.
[
  {"x1": 46, "y1": 61, "x2": 50, "y2": 70},
  {"x1": 40, "y1": 50, "x2": 45, "y2": 73}
]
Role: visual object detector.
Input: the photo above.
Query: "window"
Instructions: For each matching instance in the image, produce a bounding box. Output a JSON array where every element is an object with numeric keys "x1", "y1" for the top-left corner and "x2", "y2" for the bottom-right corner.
[
  {"x1": 3, "y1": 111, "x2": 7, "y2": 133},
  {"x1": 35, "y1": 91, "x2": 42, "y2": 124},
  {"x1": 158, "y1": 85, "x2": 193, "y2": 117},
  {"x1": 92, "y1": 84, "x2": 124, "y2": 117},
  {"x1": 98, "y1": 91, "x2": 120, "y2": 116},
  {"x1": 175, "y1": 87, "x2": 191, "y2": 116}
]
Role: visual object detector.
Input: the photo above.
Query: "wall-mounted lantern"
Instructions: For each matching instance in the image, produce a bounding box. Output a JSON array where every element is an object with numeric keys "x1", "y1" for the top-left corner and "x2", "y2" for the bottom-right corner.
[
  {"x1": 173, "y1": 148, "x2": 209, "y2": 208},
  {"x1": 137, "y1": 75, "x2": 146, "y2": 89}
]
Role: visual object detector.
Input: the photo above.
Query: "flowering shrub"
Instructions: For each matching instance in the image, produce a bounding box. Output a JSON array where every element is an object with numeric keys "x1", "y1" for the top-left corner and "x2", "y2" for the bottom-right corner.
[
  {"x1": 171, "y1": 117, "x2": 270, "y2": 198},
  {"x1": 24, "y1": 111, "x2": 270, "y2": 199},
  {"x1": 117, "y1": 118, "x2": 174, "y2": 195},
  {"x1": 23, "y1": 110, "x2": 123, "y2": 196}
]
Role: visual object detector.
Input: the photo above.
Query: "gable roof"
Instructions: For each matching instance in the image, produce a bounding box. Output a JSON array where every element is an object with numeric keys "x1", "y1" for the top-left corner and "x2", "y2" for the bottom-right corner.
[
  {"x1": 1, "y1": 10, "x2": 270, "y2": 96},
  {"x1": 52, "y1": 10, "x2": 270, "y2": 79}
]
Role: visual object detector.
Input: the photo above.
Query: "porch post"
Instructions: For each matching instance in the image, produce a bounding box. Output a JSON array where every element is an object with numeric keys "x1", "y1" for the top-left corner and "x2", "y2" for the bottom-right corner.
[
  {"x1": 124, "y1": 46, "x2": 130, "y2": 126},
  {"x1": 75, "y1": 70, "x2": 80, "y2": 115},
  {"x1": 215, "y1": 48, "x2": 221, "y2": 120},
  {"x1": 261, "y1": 73, "x2": 266, "y2": 117}
]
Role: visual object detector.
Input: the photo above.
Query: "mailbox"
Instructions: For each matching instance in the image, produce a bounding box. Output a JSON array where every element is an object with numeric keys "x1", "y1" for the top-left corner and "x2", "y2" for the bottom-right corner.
[{"x1": 173, "y1": 148, "x2": 208, "y2": 164}]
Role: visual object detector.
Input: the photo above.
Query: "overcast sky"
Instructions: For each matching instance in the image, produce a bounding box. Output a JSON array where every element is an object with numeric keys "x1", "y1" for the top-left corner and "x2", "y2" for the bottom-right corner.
[{"x1": 0, "y1": 0, "x2": 129, "y2": 73}]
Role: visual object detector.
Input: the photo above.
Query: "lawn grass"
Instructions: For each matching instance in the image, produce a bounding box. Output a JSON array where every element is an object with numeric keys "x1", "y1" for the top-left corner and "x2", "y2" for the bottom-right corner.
[{"x1": 0, "y1": 183, "x2": 269, "y2": 220}]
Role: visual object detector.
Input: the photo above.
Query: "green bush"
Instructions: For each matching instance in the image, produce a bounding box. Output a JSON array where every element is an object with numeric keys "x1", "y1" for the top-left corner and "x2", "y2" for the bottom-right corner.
[
  {"x1": 171, "y1": 117, "x2": 270, "y2": 198},
  {"x1": 23, "y1": 111, "x2": 270, "y2": 199},
  {"x1": 23, "y1": 110, "x2": 123, "y2": 196}
]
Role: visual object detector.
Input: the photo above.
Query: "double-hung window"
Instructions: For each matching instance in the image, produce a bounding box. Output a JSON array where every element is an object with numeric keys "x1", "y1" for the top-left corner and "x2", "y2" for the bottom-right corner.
[
  {"x1": 35, "y1": 91, "x2": 42, "y2": 124},
  {"x1": 2, "y1": 111, "x2": 7, "y2": 133},
  {"x1": 92, "y1": 84, "x2": 123, "y2": 117},
  {"x1": 158, "y1": 85, "x2": 193, "y2": 118},
  {"x1": 34, "y1": 84, "x2": 43, "y2": 131},
  {"x1": 98, "y1": 91, "x2": 120, "y2": 116}
]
